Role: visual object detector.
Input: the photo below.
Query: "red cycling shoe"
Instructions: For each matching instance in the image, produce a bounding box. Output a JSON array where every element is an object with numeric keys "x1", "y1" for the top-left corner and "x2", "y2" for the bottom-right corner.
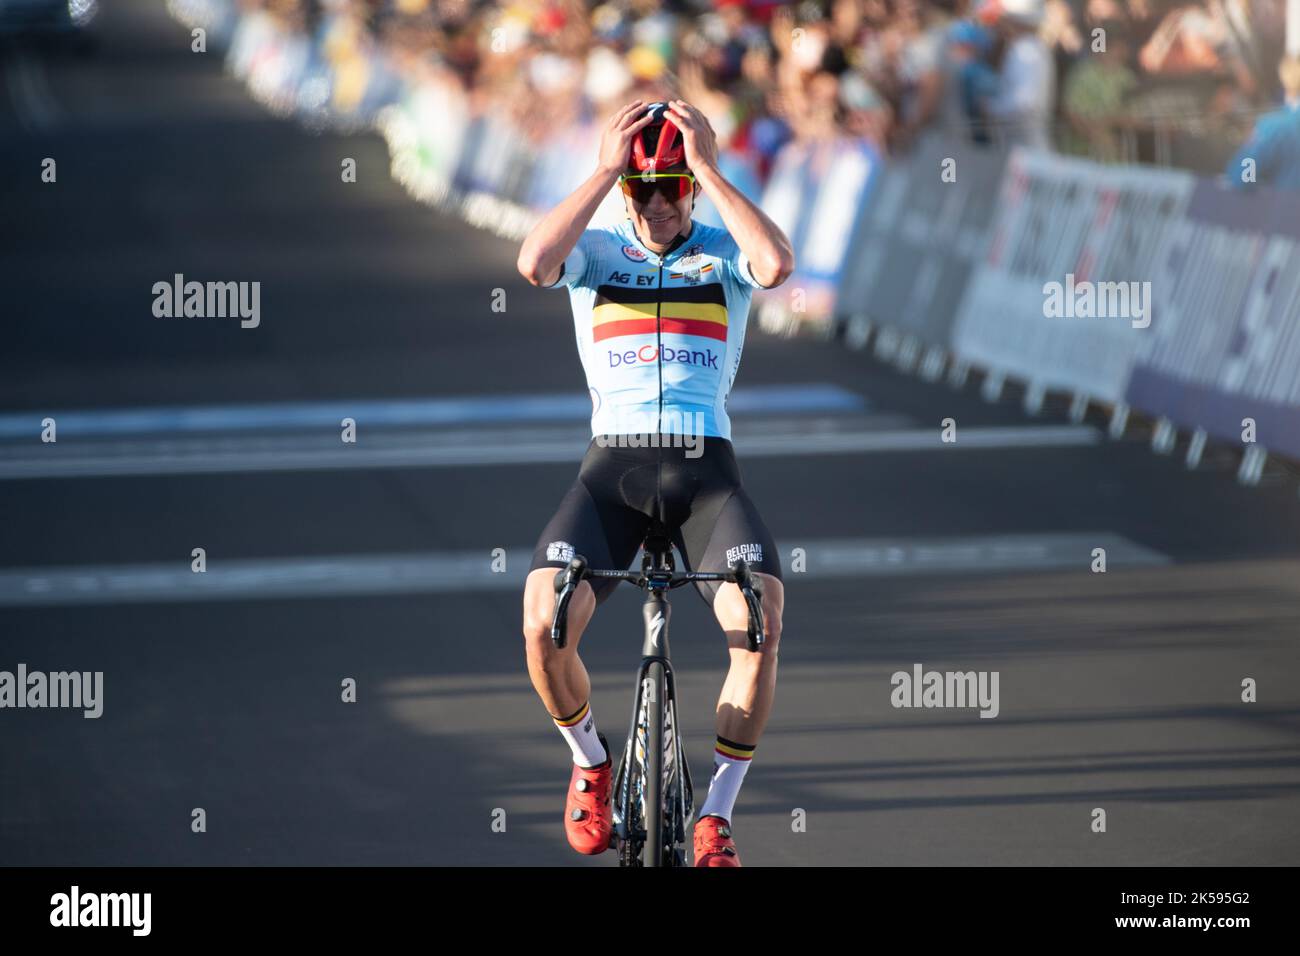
[
  {"x1": 564, "y1": 734, "x2": 613, "y2": 855},
  {"x1": 693, "y1": 815, "x2": 741, "y2": 866}
]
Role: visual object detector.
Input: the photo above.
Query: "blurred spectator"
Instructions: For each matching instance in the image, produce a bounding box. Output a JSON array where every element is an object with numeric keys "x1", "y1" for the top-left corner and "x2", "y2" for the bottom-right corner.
[
  {"x1": 1140, "y1": 2, "x2": 1250, "y2": 86},
  {"x1": 1063, "y1": 18, "x2": 1139, "y2": 160},
  {"x1": 1042, "y1": 0, "x2": 1083, "y2": 102},
  {"x1": 1226, "y1": 54, "x2": 1300, "y2": 190},
  {"x1": 1135, "y1": 0, "x2": 1272, "y2": 117},
  {"x1": 888, "y1": 0, "x2": 956, "y2": 150},
  {"x1": 946, "y1": 14, "x2": 998, "y2": 141},
  {"x1": 981, "y1": 0, "x2": 1056, "y2": 148}
]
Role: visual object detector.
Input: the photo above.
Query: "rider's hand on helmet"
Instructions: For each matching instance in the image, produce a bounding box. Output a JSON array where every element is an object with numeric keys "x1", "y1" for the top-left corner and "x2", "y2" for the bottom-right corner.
[
  {"x1": 664, "y1": 100, "x2": 720, "y2": 175},
  {"x1": 598, "y1": 101, "x2": 654, "y2": 176}
]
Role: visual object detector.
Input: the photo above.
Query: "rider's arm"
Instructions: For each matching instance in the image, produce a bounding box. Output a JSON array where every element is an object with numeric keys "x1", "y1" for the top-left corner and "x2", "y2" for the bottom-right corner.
[
  {"x1": 516, "y1": 166, "x2": 620, "y2": 288},
  {"x1": 692, "y1": 162, "x2": 794, "y2": 290}
]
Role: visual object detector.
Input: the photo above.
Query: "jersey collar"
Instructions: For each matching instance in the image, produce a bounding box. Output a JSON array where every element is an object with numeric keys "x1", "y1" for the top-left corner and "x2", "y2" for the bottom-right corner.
[{"x1": 624, "y1": 218, "x2": 695, "y2": 262}]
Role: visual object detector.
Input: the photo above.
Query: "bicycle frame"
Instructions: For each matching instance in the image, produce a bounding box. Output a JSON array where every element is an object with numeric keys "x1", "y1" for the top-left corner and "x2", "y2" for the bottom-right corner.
[{"x1": 613, "y1": 541, "x2": 692, "y2": 866}]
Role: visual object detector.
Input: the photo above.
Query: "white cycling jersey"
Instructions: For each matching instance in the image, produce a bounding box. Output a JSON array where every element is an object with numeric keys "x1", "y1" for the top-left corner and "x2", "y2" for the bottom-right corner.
[{"x1": 545, "y1": 218, "x2": 768, "y2": 439}]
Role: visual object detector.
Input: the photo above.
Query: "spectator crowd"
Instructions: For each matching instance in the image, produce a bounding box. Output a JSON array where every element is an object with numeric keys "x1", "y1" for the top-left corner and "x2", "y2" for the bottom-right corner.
[{"x1": 241, "y1": 0, "x2": 1300, "y2": 183}]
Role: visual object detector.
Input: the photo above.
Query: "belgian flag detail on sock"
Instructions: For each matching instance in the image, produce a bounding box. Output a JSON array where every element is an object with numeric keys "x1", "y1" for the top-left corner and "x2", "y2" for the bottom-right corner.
[
  {"x1": 714, "y1": 735, "x2": 755, "y2": 761},
  {"x1": 554, "y1": 701, "x2": 590, "y2": 728}
]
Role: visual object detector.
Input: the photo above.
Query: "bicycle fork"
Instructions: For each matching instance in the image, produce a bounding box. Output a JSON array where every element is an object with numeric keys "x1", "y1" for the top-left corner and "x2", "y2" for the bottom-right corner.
[{"x1": 612, "y1": 589, "x2": 695, "y2": 866}]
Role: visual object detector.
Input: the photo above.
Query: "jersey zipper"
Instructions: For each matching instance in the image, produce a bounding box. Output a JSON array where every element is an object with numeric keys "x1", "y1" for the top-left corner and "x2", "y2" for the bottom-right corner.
[
  {"x1": 654, "y1": 255, "x2": 665, "y2": 437},
  {"x1": 654, "y1": 251, "x2": 665, "y2": 527}
]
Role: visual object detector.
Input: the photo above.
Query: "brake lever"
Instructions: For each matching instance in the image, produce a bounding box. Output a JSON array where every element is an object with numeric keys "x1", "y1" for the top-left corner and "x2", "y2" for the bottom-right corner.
[
  {"x1": 743, "y1": 588, "x2": 765, "y2": 653},
  {"x1": 730, "y1": 560, "x2": 765, "y2": 653},
  {"x1": 551, "y1": 557, "x2": 587, "y2": 649}
]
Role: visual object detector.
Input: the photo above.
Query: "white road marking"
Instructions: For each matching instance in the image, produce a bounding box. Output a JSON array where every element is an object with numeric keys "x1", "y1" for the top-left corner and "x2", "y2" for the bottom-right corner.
[
  {"x1": 0, "y1": 534, "x2": 1167, "y2": 606},
  {"x1": 0, "y1": 421, "x2": 1097, "y2": 479}
]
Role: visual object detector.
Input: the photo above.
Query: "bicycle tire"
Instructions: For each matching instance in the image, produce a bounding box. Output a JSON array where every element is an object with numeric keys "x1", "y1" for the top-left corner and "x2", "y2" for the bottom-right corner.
[
  {"x1": 612, "y1": 742, "x2": 640, "y2": 867},
  {"x1": 642, "y1": 661, "x2": 666, "y2": 867}
]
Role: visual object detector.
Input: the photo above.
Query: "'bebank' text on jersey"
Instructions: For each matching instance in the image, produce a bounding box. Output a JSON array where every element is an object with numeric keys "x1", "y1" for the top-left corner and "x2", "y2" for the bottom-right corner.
[{"x1": 546, "y1": 219, "x2": 766, "y2": 440}]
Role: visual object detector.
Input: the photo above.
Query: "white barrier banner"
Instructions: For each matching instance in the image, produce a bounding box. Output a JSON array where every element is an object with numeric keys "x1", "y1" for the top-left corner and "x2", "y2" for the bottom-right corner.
[
  {"x1": 951, "y1": 149, "x2": 1194, "y2": 402},
  {"x1": 1127, "y1": 181, "x2": 1300, "y2": 459}
]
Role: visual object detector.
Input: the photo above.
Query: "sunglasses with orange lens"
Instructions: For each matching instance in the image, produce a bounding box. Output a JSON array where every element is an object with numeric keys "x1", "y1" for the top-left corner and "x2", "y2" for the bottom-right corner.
[{"x1": 618, "y1": 172, "x2": 696, "y2": 204}]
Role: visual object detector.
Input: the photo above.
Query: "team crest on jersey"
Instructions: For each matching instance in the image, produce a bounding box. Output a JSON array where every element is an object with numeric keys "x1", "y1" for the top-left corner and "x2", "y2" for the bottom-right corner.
[
  {"x1": 621, "y1": 244, "x2": 647, "y2": 263},
  {"x1": 678, "y1": 244, "x2": 705, "y2": 268},
  {"x1": 678, "y1": 255, "x2": 701, "y2": 269}
]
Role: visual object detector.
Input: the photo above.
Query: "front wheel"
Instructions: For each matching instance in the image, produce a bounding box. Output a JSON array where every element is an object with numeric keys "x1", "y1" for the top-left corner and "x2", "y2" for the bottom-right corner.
[{"x1": 641, "y1": 661, "x2": 666, "y2": 867}]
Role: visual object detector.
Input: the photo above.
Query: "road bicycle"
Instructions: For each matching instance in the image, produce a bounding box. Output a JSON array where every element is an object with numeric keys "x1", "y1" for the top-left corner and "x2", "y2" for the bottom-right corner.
[{"x1": 551, "y1": 524, "x2": 765, "y2": 867}]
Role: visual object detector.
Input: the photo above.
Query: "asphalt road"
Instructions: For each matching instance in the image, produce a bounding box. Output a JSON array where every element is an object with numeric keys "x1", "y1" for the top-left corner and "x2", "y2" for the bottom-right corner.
[{"x1": 1, "y1": 0, "x2": 1298, "y2": 866}]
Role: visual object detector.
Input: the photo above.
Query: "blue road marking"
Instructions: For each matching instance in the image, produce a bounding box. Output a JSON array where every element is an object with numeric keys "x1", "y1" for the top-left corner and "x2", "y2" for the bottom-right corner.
[{"x1": 0, "y1": 384, "x2": 866, "y2": 439}]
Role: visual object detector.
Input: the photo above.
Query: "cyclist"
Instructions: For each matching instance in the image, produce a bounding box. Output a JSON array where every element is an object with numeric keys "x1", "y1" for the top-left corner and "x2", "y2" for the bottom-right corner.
[{"x1": 517, "y1": 100, "x2": 793, "y2": 867}]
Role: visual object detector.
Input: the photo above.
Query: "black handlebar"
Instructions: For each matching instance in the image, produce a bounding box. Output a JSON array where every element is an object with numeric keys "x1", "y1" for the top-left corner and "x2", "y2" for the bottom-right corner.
[{"x1": 551, "y1": 554, "x2": 765, "y2": 651}]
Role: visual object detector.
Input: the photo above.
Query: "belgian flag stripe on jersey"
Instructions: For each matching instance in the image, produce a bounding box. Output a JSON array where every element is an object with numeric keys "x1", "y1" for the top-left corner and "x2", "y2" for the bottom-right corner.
[
  {"x1": 595, "y1": 317, "x2": 728, "y2": 342},
  {"x1": 592, "y1": 282, "x2": 727, "y2": 343},
  {"x1": 593, "y1": 301, "x2": 727, "y2": 327},
  {"x1": 670, "y1": 263, "x2": 714, "y2": 279}
]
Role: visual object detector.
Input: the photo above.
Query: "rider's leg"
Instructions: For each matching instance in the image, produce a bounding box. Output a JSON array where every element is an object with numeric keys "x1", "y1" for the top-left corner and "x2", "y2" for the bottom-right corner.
[
  {"x1": 698, "y1": 572, "x2": 784, "y2": 822},
  {"x1": 522, "y1": 568, "x2": 607, "y2": 767}
]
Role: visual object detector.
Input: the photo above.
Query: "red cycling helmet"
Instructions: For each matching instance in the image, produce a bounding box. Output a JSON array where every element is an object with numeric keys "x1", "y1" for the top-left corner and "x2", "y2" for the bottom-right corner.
[{"x1": 627, "y1": 102, "x2": 688, "y2": 174}]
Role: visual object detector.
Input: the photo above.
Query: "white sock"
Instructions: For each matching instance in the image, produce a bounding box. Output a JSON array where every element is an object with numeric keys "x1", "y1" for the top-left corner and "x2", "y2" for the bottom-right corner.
[
  {"x1": 553, "y1": 701, "x2": 607, "y2": 768},
  {"x1": 698, "y1": 736, "x2": 755, "y2": 822}
]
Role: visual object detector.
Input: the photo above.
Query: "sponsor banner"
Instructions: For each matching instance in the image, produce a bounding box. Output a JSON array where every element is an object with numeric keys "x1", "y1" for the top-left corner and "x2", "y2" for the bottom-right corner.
[
  {"x1": 693, "y1": 151, "x2": 766, "y2": 230},
  {"x1": 376, "y1": 75, "x2": 472, "y2": 208},
  {"x1": 456, "y1": 114, "x2": 507, "y2": 196},
  {"x1": 755, "y1": 137, "x2": 879, "y2": 327},
  {"x1": 951, "y1": 149, "x2": 1194, "y2": 402},
  {"x1": 527, "y1": 122, "x2": 627, "y2": 228},
  {"x1": 1125, "y1": 181, "x2": 1300, "y2": 460},
  {"x1": 760, "y1": 140, "x2": 815, "y2": 253},
  {"x1": 836, "y1": 132, "x2": 1008, "y2": 349},
  {"x1": 527, "y1": 123, "x2": 595, "y2": 212},
  {"x1": 800, "y1": 139, "x2": 878, "y2": 287}
]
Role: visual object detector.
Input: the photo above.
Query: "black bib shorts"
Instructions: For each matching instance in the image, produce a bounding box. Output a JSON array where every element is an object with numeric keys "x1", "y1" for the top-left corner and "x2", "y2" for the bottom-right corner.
[{"x1": 529, "y1": 437, "x2": 782, "y2": 607}]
